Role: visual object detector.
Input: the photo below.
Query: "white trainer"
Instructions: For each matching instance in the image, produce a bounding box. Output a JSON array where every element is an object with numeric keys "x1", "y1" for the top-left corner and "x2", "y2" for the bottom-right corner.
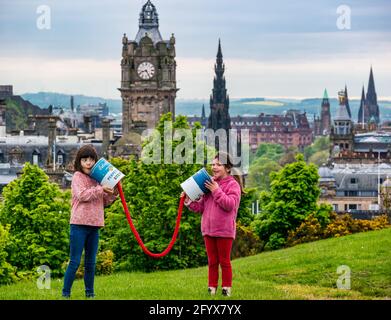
[
  {"x1": 208, "y1": 287, "x2": 217, "y2": 295},
  {"x1": 222, "y1": 287, "x2": 231, "y2": 296}
]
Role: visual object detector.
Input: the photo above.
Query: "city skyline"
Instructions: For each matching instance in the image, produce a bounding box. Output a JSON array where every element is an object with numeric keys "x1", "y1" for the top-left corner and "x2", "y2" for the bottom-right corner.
[{"x1": 0, "y1": 0, "x2": 390, "y2": 100}]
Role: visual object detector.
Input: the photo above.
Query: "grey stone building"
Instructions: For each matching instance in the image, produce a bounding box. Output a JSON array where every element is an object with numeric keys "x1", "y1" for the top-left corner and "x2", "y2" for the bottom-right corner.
[{"x1": 319, "y1": 163, "x2": 391, "y2": 218}]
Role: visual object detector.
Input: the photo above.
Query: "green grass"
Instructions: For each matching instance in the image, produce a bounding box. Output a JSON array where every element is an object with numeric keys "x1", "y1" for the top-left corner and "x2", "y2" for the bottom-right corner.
[{"x1": 0, "y1": 228, "x2": 390, "y2": 300}]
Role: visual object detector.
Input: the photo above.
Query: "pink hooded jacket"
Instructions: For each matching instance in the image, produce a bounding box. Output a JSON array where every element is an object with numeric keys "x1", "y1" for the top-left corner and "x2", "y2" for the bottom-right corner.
[
  {"x1": 185, "y1": 175, "x2": 241, "y2": 239},
  {"x1": 70, "y1": 171, "x2": 118, "y2": 227}
]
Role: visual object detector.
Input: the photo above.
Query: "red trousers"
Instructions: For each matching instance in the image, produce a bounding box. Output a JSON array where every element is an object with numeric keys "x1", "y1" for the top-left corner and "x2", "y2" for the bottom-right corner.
[{"x1": 204, "y1": 235, "x2": 233, "y2": 288}]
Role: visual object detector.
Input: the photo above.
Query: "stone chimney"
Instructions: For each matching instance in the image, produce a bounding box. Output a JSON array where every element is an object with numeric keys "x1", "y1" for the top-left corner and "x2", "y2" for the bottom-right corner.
[
  {"x1": 83, "y1": 115, "x2": 92, "y2": 133},
  {"x1": 102, "y1": 118, "x2": 112, "y2": 158},
  {"x1": 46, "y1": 117, "x2": 57, "y2": 169},
  {"x1": 0, "y1": 99, "x2": 6, "y2": 137}
]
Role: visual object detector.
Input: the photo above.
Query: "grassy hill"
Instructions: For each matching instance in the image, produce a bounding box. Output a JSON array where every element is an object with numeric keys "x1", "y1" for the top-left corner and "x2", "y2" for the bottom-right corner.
[{"x1": 0, "y1": 228, "x2": 389, "y2": 300}]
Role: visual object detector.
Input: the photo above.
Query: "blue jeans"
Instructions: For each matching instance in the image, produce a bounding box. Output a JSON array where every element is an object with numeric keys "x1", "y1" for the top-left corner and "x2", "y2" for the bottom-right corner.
[{"x1": 62, "y1": 224, "x2": 100, "y2": 298}]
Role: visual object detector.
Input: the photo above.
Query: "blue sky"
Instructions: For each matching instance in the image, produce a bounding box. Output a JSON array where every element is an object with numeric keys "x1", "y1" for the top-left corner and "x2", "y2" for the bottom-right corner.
[{"x1": 0, "y1": 0, "x2": 390, "y2": 99}]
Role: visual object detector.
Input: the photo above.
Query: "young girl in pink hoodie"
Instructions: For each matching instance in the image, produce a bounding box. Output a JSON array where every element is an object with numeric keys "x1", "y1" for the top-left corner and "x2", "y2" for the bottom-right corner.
[
  {"x1": 183, "y1": 152, "x2": 243, "y2": 297},
  {"x1": 62, "y1": 145, "x2": 118, "y2": 298}
]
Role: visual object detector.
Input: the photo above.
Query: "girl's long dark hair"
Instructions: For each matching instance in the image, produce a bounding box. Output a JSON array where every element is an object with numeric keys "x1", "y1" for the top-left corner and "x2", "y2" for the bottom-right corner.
[
  {"x1": 74, "y1": 144, "x2": 98, "y2": 173},
  {"x1": 215, "y1": 151, "x2": 245, "y2": 195}
]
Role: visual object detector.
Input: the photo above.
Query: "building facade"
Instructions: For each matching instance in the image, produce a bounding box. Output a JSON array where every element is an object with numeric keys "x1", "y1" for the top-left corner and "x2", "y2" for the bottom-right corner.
[
  {"x1": 318, "y1": 163, "x2": 391, "y2": 218},
  {"x1": 231, "y1": 110, "x2": 312, "y2": 152},
  {"x1": 188, "y1": 109, "x2": 313, "y2": 152}
]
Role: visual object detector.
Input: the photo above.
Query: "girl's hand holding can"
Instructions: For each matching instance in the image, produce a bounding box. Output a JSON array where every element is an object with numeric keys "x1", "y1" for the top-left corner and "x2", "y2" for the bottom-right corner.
[
  {"x1": 205, "y1": 178, "x2": 219, "y2": 193},
  {"x1": 103, "y1": 186, "x2": 115, "y2": 195}
]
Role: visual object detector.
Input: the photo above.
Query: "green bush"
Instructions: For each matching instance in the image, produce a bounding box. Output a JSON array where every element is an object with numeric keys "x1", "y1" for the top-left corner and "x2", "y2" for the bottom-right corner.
[
  {"x1": 251, "y1": 154, "x2": 329, "y2": 249},
  {"x1": 286, "y1": 214, "x2": 325, "y2": 246},
  {"x1": 231, "y1": 222, "x2": 263, "y2": 258},
  {"x1": 96, "y1": 250, "x2": 114, "y2": 276},
  {"x1": 324, "y1": 213, "x2": 389, "y2": 238},
  {"x1": 0, "y1": 224, "x2": 17, "y2": 285},
  {"x1": 0, "y1": 163, "x2": 71, "y2": 278},
  {"x1": 287, "y1": 212, "x2": 390, "y2": 246},
  {"x1": 62, "y1": 249, "x2": 115, "y2": 278}
]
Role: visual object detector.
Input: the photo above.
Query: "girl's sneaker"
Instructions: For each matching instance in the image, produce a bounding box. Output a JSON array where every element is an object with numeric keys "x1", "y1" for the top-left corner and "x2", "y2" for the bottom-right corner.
[
  {"x1": 222, "y1": 287, "x2": 231, "y2": 296},
  {"x1": 208, "y1": 287, "x2": 217, "y2": 295}
]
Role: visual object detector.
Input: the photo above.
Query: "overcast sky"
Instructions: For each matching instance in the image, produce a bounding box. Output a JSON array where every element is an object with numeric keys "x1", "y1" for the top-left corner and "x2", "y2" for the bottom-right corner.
[{"x1": 0, "y1": 0, "x2": 390, "y2": 100}]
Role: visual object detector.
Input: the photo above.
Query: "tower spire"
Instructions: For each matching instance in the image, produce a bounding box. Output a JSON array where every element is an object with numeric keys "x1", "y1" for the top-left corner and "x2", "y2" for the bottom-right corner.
[
  {"x1": 217, "y1": 38, "x2": 223, "y2": 59},
  {"x1": 212, "y1": 39, "x2": 227, "y2": 104},
  {"x1": 366, "y1": 66, "x2": 377, "y2": 103},
  {"x1": 208, "y1": 39, "x2": 231, "y2": 134},
  {"x1": 135, "y1": 0, "x2": 162, "y2": 44},
  {"x1": 320, "y1": 88, "x2": 331, "y2": 135},
  {"x1": 366, "y1": 66, "x2": 380, "y2": 124},
  {"x1": 323, "y1": 88, "x2": 328, "y2": 100},
  {"x1": 358, "y1": 85, "x2": 366, "y2": 124},
  {"x1": 344, "y1": 84, "x2": 352, "y2": 118}
]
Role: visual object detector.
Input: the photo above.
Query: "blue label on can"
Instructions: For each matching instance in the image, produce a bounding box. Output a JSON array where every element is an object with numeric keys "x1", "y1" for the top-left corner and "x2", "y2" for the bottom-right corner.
[
  {"x1": 90, "y1": 158, "x2": 110, "y2": 183},
  {"x1": 192, "y1": 168, "x2": 211, "y2": 194}
]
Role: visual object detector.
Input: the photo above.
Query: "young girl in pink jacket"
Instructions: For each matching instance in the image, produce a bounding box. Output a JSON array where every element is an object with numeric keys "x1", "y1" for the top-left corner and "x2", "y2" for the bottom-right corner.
[
  {"x1": 62, "y1": 145, "x2": 118, "y2": 299},
  {"x1": 183, "y1": 152, "x2": 243, "y2": 297}
]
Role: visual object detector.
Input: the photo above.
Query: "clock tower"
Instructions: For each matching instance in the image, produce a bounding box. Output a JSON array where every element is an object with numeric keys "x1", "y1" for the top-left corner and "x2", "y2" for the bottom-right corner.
[{"x1": 120, "y1": 0, "x2": 177, "y2": 135}]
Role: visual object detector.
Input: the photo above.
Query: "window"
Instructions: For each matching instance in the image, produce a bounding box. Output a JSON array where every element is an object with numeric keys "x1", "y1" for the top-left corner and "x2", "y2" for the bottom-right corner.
[
  {"x1": 57, "y1": 154, "x2": 64, "y2": 165},
  {"x1": 32, "y1": 149, "x2": 40, "y2": 166},
  {"x1": 345, "y1": 204, "x2": 358, "y2": 211},
  {"x1": 350, "y1": 178, "x2": 357, "y2": 184},
  {"x1": 33, "y1": 154, "x2": 39, "y2": 166}
]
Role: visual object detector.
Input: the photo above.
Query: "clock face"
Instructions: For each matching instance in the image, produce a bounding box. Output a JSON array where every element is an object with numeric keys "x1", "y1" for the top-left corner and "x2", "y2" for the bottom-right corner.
[{"x1": 137, "y1": 62, "x2": 155, "y2": 80}]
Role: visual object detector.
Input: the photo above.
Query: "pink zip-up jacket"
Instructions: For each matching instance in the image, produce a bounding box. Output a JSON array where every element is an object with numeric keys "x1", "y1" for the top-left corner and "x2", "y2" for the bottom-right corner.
[
  {"x1": 70, "y1": 171, "x2": 118, "y2": 227},
  {"x1": 185, "y1": 175, "x2": 241, "y2": 239}
]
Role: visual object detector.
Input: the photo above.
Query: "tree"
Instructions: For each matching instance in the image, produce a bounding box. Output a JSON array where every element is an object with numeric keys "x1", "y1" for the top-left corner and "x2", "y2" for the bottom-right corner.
[
  {"x1": 308, "y1": 150, "x2": 329, "y2": 167},
  {"x1": 251, "y1": 143, "x2": 284, "y2": 164},
  {"x1": 304, "y1": 136, "x2": 330, "y2": 162},
  {"x1": 251, "y1": 154, "x2": 331, "y2": 250},
  {"x1": 0, "y1": 163, "x2": 71, "y2": 277},
  {"x1": 0, "y1": 224, "x2": 16, "y2": 285},
  {"x1": 278, "y1": 146, "x2": 299, "y2": 166},
  {"x1": 247, "y1": 159, "x2": 281, "y2": 193}
]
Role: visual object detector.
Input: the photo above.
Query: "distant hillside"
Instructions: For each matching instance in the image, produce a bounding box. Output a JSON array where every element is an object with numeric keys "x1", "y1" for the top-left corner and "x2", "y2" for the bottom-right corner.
[
  {"x1": 21, "y1": 92, "x2": 122, "y2": 115},
  {"x1": 21, "y1": 92, "x2": 391, "y2": 122},
  {"x1": 5, "y1": 96, "x2": 50, "y2": 132}
]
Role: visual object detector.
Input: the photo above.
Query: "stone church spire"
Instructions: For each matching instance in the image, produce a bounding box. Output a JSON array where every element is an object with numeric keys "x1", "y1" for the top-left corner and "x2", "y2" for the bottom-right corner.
[
  {"x1": 358, "y1": 85, "x2": 367, "y2": 124},
  {"x1": 366, "y1": 66, "x2": 380, "y2": 124}
]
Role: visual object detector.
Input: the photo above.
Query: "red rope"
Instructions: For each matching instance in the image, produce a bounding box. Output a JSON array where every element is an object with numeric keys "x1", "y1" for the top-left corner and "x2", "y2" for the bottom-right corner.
[{"x1": 117, "y1": 181, "x2": 185, "y2": 258}]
